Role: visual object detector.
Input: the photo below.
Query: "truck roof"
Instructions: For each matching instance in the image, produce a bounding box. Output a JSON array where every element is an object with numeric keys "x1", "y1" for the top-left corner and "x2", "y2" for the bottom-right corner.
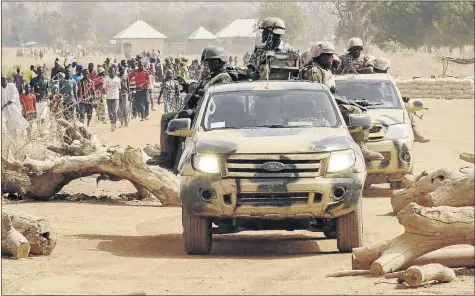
[
  {"x1": 208, "y1": 81, "x2": 328, "y2": 93},
  {"x1": 334, "y1": 73, "x2": 394, "y2": 82}
]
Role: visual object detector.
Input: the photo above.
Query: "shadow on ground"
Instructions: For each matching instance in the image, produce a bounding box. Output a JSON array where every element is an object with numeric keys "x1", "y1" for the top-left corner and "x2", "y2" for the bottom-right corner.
[{"x1": 72, "y1": 233, "x2": 341, "y2": 259}]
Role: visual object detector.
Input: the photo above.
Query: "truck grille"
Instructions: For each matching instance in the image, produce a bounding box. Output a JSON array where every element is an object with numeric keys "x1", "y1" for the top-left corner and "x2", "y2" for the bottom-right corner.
[
  {"x1": 368, "y1": 124, "x2": 386, "y2": 142},
  {"x1": 237, "y1": 192, "x2": 309, "y2": 206},
  {"x1": 223, "y1": 153, "x2": 329, "y2": 178}
]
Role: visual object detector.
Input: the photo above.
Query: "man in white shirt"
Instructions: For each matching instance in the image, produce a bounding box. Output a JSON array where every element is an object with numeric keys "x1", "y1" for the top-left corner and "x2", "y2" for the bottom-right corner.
[
  {"x1": 2, "y1": 75, "x2": 29, "y2": 138},
  {"x1": 103, "y1": 66, "x2": 122, "y2": 132}
]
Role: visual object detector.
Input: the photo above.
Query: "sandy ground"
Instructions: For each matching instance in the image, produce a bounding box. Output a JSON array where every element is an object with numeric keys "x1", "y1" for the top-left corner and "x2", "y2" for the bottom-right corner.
[{"x1": 2, "y1": 99, "x2": 474, "y2": 295}]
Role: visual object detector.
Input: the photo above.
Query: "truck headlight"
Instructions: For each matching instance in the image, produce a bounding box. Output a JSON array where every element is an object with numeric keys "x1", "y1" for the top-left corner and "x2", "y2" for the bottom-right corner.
[
  {"x1": 192, "y1": 154, "x2": 220, "y2": 174},
  {"x1": 327, "y1": 149, "x2": 356, "y2": 173},
  {"x1": 384, "y1": 124, "x2": 410, "y2": 140}
]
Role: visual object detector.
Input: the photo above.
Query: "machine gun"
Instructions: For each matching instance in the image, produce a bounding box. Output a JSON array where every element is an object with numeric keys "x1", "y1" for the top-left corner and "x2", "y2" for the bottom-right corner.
[{"x1": 334, "y1": 95, "x2": 384, "y2": 112}]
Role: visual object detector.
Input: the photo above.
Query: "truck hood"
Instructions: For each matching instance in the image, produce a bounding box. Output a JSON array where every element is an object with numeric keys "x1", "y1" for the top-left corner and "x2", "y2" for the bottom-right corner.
[
  {"x1": 193, "y1": 127, "x2": 354, "y2": 154},
  {"x1": 366, "y1": 109, "x2": 405, "y2": 126}
]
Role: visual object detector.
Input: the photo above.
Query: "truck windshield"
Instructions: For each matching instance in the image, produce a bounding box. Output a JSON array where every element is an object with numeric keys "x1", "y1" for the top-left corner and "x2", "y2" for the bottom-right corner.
[
  {"x1": 202, "y1": 90, "x2": 340, "y2": 131},
  {"x1": 335, "y1": 80, "x2": 402, "y2": 109}
]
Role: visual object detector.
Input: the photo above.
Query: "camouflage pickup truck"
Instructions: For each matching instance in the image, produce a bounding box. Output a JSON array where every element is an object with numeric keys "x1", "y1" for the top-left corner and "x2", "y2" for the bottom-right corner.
[
  {"x1": 335, "y1": 74, "x2": 425, "y2": 189},
  {"x1": 167, "y1": 81, "x2": 371, "y2": 255}
]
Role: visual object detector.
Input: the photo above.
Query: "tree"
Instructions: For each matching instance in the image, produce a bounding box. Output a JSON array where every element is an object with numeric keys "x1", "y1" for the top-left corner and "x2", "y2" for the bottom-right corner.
[
  {"x1": 331, "y1": 1, "x2": 374, "y2": 45},
  {"x1": 436, "y1": 2, "x2": 474, "y2": 54},
  {"x1": 257, "y1": 1, "x2": 307, "y2": 43}
]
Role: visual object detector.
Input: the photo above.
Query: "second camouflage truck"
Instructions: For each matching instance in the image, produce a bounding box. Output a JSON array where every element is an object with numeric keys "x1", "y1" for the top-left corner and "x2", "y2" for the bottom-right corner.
[{"x1": 166, "y1": 80, "x2": 372, "y2": 255}]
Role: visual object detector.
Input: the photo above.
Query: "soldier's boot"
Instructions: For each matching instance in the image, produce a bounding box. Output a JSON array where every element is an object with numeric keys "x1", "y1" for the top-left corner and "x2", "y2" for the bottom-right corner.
[
  {"x1": 350, "y1": 128, "x2": 384, "y2": 162},
  {"x1": 412, "y1": 125, "x2": 430, "y2": 143}
]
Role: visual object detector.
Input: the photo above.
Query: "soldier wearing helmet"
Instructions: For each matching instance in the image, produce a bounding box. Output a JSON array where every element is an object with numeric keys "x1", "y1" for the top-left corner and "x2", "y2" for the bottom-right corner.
[
  {"x1": 336, "y1": 37, "x2": 375, "y2": 74},
  {"x1": 303, "y1": 41, "x2": 384, "y2": 161},
  {"x1": 305, "y1": 42, "x2": 336, "y2": 87},
  {"x1": 147, "y1": 47, "x2": 233, "y2": 169},
  {"x1": 372, "y1": 56, "x2": 390, "y2": 73},
  {"x1": 247, "y1": 17, "x2": 298, "y2": 79}
]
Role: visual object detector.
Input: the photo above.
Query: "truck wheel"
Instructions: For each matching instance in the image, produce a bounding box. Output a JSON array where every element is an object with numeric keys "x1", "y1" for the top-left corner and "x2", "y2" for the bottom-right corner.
[
  {"x1": 336, "y1": 197, "x2": 363, "y2": 253},
  {"x1": 389, "y1": 181, "x2": 403, "y2": 190},
  {"x1": 182, "y1": 206, "x2": 212, "y2": 255}
]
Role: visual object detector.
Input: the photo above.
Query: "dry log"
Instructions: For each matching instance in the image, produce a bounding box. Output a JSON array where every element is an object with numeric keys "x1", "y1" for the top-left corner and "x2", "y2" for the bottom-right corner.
[
  {"x1": 353, "y1": 245, "x2": 475, "y2": 271},
  {"x1": 1, "y1": 213, "x2": 30, "y2": 259},
  {"x1": 384, "y1": 271, "x2": 405, "y2": 279},
  {"x1": 1, "y1": 120, "x2": 181, "y2": 206},
  {"x1": 3, "y1": 208, "x2": 57, "y2": 255},
  {"x1": 399, "y1": 264, "x2": 456, "y2": 287},
  {"x1": 352, "y1": 203, "x2": 474, "y2": 275},
  {"x1": 391, "y1": 168, "x2": 474, "y2": 213},
  {"x1": 460, "y1": 153, "x2": 474, "y2": 164},
  {"x1": 326, "y1": 270, "x2": 372, "y2": 277},
  {"x1": 371, "y1": 203, "x2": 474, "y2": 274}
]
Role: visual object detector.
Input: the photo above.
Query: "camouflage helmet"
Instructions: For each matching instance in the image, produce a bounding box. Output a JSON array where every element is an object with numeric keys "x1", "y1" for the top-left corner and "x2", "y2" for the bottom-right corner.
[
  {"x1": 373, "y1": 56, "x2": 391, "y2": 71},
  {"x1": 311, "y1": 41, "x2": 335, "y2": 59},
  {"x1": 259, "y1": 17, "x2": 285, "y2": 35},
  {"x1": 203, "y1": 46, "x2": 228, "y2": 63},
  {"x1": 201, "y1": 46, "x2": 217, "y2": 62},
  {"x1": 347, "y1": 37, "x2": 364, "y2": 50}
]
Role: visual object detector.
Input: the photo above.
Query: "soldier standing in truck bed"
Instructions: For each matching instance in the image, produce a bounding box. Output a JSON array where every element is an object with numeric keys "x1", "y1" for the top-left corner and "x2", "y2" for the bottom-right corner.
[
  {"x1": 304, "y1": 41, "x2": 384, "y2": 162},
  {"x1": 247, "y1": 17, "x2": 299, "y2": 80},
  {"x1": 336, "y1": 37, "x2": 375, "y2": 75}
]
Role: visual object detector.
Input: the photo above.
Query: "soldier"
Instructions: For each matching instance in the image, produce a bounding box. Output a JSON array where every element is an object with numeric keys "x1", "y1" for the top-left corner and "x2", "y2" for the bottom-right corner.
[
  {"x1": 247, "y1": 17, "x2": 299, "y2": 80},
  {"x1": 374, "y1": 57, "x2": 430, "y2": 143},
  {"x1": 372, "y1": 57, "x2": 390, "y2": 73},
  {"x1": 305, "y1": 42, "x2": 384, "y2": 162},
  {"x1": 147, "y1": 47, "x2": 233, "y2": 169},
  {"x1": 336, "y1": 37, "x2": 374, "y2": 74}
]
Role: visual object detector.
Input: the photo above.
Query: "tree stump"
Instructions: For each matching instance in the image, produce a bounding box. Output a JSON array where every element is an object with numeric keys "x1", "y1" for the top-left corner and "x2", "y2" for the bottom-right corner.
[
  {"x1": 1, "y1": 213, "x2": 30, "y2": 259},
  {"x1": 1, "y1": 119, "x2": 181, "y2": 206},
  {"x1": 398, "y1": 264, "x2": 456, "y2": 287},
  {"x1": 352, "y1": 203, "x2": 474, "y2": 275},
  {"x1": 391, "y1": 168, "x2": 474, "y2": 214},
  {"x1": 3, "y1": 208, "x2": 57, "y2": 255}
]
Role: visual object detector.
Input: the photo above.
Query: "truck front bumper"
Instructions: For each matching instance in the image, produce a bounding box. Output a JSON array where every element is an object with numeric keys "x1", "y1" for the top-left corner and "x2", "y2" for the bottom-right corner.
[{"x1": 180, "y1": 172, "x2": 365, "y2": 220}]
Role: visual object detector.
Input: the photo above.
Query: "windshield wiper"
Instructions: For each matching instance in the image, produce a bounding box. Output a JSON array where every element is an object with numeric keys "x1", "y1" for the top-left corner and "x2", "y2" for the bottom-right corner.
[{"x1": 256, "y1": 124, "x2": 287, "y2": 128}]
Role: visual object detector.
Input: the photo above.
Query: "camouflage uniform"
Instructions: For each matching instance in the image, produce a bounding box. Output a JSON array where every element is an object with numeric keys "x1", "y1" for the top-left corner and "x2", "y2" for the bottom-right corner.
[
  {"x1": 372, "y1": 56, "x2": 430, "y2": 143},
  {"x1": 247, "y1": 17, "x2": 299, "y2": 80},
  {"x1": 148, "y1": 47, "x2": 233, "y2": 169},
  {"x1": 306, "y1": 41, "x2": 384, "y2": 161},
  {"x1": 337, "y1": 37, "x2": 375, "y2": 74}
]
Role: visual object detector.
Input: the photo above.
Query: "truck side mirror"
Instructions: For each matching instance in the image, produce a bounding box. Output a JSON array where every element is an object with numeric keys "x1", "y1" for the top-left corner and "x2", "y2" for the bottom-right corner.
[
  {"x1": 167, "y1": 118, "x2": 192, "y2": 137},
  {"x1": 349, "y1": 114, "x2": 372, "y2": 130}
]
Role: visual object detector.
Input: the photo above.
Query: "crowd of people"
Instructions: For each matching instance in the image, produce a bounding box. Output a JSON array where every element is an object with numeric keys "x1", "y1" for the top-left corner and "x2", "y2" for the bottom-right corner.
[{"x1": 2, "y1": 50, "x2": 228, "y2": 137}]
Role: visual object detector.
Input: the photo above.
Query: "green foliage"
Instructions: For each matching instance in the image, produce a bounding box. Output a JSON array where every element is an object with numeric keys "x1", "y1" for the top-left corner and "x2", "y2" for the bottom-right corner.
[
  {"x1": 369, "y1": 1, "x2": 474, "y2": 49},
  {"x1": 257, "y1": 2, "x2": 307, "y2": 43}
]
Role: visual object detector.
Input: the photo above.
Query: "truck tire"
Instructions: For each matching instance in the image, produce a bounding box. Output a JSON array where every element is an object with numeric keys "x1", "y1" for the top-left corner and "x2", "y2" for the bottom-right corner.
[
  {"x1": 182, "y1": 207, "x2": 212, "y2": 255},
  {"x1": 336, "y1": 197, "x2": 363, "y2": 253}
]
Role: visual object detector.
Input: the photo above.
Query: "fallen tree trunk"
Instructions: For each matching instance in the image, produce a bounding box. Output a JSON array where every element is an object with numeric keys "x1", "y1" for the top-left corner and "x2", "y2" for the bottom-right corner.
[
  {"x1": 353, "y1": 246, "x2": 475, "y2": 270},
  {"x1": 352, "y1": 203, "x2": 474, "y2": 275},
  {"x1": 460, "y1": 153, "x2": 474, "y2": 164},
  {"x1": 391, "y1": 168, "x2": 474, "y2": 213},
  {"x1": 397, "y1": 264, "x2": 456, "y2": 287},
  {"x1": 1, "y1": 119, "x2": 180, "y2": 206},
  {"x1": 1, "y1": 213, "x2": 30, "y2": 259},
  {"x1": 3, "y1": 208, "x2": 57, "y2": 255}
]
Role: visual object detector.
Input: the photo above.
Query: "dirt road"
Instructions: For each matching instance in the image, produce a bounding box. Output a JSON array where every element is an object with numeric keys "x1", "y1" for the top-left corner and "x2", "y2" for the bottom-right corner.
[{"x1": 2, "y1": 99, "x2": 474, "y2": 295}]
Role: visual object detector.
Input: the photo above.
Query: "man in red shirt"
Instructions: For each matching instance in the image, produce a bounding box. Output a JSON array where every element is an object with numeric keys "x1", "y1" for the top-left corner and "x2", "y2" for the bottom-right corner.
[
  {"x1": 20, "y1": 83, "x2": 36, "y2": 119},
  {"x1": 88, "y1": 63, "x2": 107, "y2": 123},
  {"x1": 134, "y1": 61, "x2": 152, "y2": 121}
]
